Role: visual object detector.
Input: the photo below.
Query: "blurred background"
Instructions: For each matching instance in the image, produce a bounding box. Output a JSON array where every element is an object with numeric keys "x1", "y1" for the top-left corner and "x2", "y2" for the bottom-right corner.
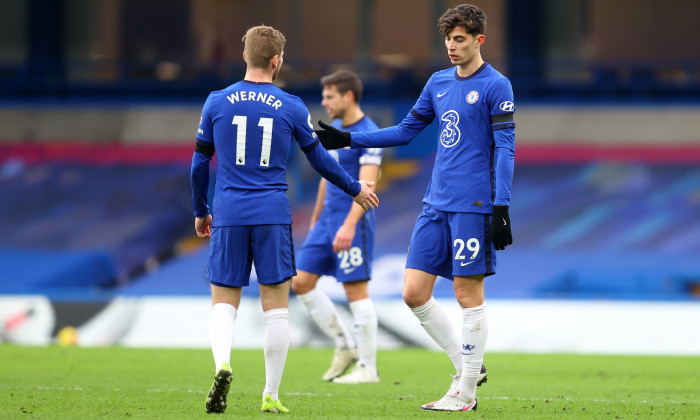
[{"x1": 0, "y1": 0, "x2": 698, "y2": 352}]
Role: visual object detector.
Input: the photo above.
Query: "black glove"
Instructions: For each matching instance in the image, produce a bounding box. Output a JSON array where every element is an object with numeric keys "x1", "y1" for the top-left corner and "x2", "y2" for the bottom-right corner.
[
  {"x1": 489, "y1": 205, "x2": 512, "y2": 251},
  {"x1": 314, "y1": 120, "x2": 351, "y2": 150}
]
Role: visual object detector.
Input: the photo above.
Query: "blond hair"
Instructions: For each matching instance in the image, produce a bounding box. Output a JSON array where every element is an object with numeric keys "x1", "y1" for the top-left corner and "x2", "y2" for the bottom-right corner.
[{"x1": 242, "y1": 25, "x2": 286, "y2": 69}]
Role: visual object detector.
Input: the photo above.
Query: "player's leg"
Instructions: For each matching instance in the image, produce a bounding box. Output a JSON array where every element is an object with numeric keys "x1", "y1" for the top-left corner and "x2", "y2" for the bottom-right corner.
[
  {"x1": 293, "y1": 270, "x2": 356, "y2": 353},
  {"x1": 406, "y1": 268, "x2": 465, "y2": 409},
  {"x1": 205, "y1": 285, "x2": 240, "y2": 414},
  {"x1": 332, "y1": 213, "x2": 378, "y2": 383},
  {"x1": 205, "y1": 226, "x2": 251, "y2": 414},
  {"x1": 332, "y1": 279, "x2": 379, "y2": 383},
  {"x1": 404, "y1": 270, "x2": 460, "y2": 376},
  {"x1": 293, "y1": 269, "x2": 358, "y2": 380},
  {"x1": 404, "y1": 205, "x2": 463, "y2": 378},
  {"x1": 294, "y1": 211, "x2": 358, "y2": 380},
  {"x1": 210, "y1": 284, "x2": 242, "y2": 372},
  {"x1": 259, "y1": 280, "x2": 291, "y2": 412},
  {"x1": 253, "y1": 224, "x2": 294, "y2": 413},
  {"x1": 424, "y1": 212, "x2": 493, "y2": 411},
  {"x1": 453, "y1": 274, "x2": 487, "y2": 404}
]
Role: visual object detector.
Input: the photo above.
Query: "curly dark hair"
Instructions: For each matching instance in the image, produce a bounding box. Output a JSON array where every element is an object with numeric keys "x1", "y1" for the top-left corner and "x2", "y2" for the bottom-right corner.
[{"x1": 437, "y1": 4, "x2": 486, "y2": 37}]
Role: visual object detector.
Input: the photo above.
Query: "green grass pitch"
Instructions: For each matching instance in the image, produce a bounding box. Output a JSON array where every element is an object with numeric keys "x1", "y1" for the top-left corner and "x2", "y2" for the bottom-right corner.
[{"x1": 0, "y1": 345, "x2": 697, "y2": 419}]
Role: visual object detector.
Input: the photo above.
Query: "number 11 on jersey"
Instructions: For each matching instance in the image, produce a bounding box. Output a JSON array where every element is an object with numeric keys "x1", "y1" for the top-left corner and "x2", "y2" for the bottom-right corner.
[{"x1": 232, "y1": 115, "x2": 273, "y2": 167}]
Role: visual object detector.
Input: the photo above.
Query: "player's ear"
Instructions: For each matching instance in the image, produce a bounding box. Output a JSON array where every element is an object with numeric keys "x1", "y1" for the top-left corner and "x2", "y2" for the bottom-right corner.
[
  {"x1": 476, "y1": 34, "x2": 485, "y2": 46},
  {"x1": 242, "y1": 51, "x2": 247, "y2": 63},
  {"x1": 271, "y1": 54, "x2": 279, "y2": 69},
  {"x1": 344, "y1": 90, "x2": 355, "y2": 103}
]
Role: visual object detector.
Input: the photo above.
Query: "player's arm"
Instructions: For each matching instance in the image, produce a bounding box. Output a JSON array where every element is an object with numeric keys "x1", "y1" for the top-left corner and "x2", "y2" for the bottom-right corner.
[
  {"x1": 192, "y1": 96, "x2": 215, "y2": 238},
  {"x1": 191, "y1": 141, "x2": 213, "y2": 238},
  {"x1": 317, "y1": 112, "x2": 431, "y2": 149},
  {"x1": 309, "y1": 179, "x2": 326, "y2": 230},
  {"x1": 295, "y1": 110, "x2": 378, "y2": 210},
  {"x1": 493, "y1": 126, "x2": 514, "y2": 206},
  {"x1": 316, "y1": 79, "x2": 436, "y2": 150},
  {"x1": 333, "y1": 163, "x2": 380, "y2": 252},
  {"x1": 489, "y1": 78, "x2": 516, "y2": 250},
  {"x1": 301, "y1": 139, "x2": 359, "y2": 196}
]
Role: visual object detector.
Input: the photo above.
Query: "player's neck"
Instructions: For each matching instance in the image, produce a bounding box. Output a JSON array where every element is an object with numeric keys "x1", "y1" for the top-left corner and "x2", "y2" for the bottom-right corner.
[
  {"x1": 456, "y1": 56, "x2": 485, "y2": 78},
  {"x1": 244, "y1": 68, "x2": 274, "y2": 84},
  {"x1": 341, "y1": 106, "x2": 364, "y2": 127}
]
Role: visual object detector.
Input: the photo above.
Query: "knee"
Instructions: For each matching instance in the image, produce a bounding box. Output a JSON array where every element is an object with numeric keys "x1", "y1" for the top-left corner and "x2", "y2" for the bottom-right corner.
[
  {"x1": 402, "y1": 287, "x2": 430, "y2": 309},
  {"x1": 456, "y1": 295, "x2": 484, "y2": 308},
  {"x1": 290, "y1": 275, "x2": 314, "y2": 295}
]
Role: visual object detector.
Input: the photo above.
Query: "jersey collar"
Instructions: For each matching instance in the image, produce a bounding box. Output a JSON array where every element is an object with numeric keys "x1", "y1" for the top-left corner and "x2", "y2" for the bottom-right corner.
[
  {"x1": 241, "y1": 80, "x2": 273, "y2": 85},
  {"x1": 341, "y1": 115, "x2": 367, "y2": 129},
  {"x1": 454, "y1": 62, "x2": 488, "y2": 81}
]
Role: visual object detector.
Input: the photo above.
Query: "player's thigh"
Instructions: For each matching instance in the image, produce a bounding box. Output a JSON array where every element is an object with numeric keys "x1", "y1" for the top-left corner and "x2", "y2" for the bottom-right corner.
[
  {"x1": 296, "y1": 214, "x2": 336, "y2": 277},
  {"x1": 405, "y1": 204, "x2": 453, "y2": 280},
  {"x1": 335, "y1": 212, "x2": 374, "y2": 283},
  {"x1": 207, "y1": 226, "x2": 254, "y2": 288},
  {"x1": 448, "y1": 212, "x2": 496, "y2": 277},
  {"x1": 250, "y1": 224, "x2": 296, "y2": 285}
]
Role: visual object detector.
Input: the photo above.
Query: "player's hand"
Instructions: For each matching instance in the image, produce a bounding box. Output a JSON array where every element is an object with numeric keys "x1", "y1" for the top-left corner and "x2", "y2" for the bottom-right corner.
[
  {"x1": 489, "y1": 205, "x2": 512, "y2": 250},
  {"x1": 352, "y1": 180, "x2": 379, "y2": 211},
  {"x1": 333, "y1": 223, "x2": 356, "y2": 253},
  {"x1": 315, "y1": 120, "x2": 351, "y2": 149},
  {"x1": 195, "y1": 215, "x2": 212, "y2": 238}
]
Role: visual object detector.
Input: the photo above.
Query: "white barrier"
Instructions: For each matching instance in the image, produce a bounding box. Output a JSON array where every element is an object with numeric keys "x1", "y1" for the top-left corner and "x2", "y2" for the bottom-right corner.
[{"x1": 2, "y1": 295, "x2": 698, "y2": 355}]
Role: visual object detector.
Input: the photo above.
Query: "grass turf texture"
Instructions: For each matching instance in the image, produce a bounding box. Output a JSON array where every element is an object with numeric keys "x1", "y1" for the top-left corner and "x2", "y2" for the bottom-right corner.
[{"x1": 0, "y1": 346, "x2": 697, "y2": 419}]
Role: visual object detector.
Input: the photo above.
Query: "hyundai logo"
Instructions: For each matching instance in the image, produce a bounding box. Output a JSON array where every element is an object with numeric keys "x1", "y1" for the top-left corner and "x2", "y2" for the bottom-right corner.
[{"x1": 499, "y1": 101, "x2": 514, "y2": 112}]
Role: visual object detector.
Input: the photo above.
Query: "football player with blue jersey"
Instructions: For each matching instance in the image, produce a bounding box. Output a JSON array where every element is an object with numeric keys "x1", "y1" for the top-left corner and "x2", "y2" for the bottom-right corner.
[
  {"x1": 315, "y1": 4, "x2": 514, "y2": 412},
  {"x1": 191, "y1": 26, "x2": 379, "y2": 415},
  {"x1": 291, "y1": 70, "x2": 383, "y2": 384}
]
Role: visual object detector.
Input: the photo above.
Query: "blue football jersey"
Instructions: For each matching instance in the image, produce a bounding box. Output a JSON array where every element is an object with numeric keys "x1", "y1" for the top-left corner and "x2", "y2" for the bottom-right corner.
[
  {"x1": 195, "y1": 80, "x2": 350, "y2": 226},
  {"x1": 352, "y1": 63, "x2": 515, "y2": 214},
  {"x1": 324, "y1": 116, "x2": 383, "y2": 212}
]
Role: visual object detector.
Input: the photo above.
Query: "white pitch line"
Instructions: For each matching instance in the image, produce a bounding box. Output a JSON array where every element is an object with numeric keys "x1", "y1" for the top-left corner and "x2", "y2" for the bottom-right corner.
[
  {"x1": 399, "y1": 395, "x2": 699, "y2": 405},
  {"x1": 283, "y1": 392, "x2": 334, "y2": 396},
  {"x1": 3, "y1": 386, "x2": 698, "y2": 406},
  {"x1": 1, "y1": 386, "x2": 204, "y2": 394}
]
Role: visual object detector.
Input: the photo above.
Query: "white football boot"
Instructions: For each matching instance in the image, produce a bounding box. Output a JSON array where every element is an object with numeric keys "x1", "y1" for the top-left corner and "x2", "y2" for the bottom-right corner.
[
  {"x1": 332, "y1": 363, "x2": 379, "y2": 384},
  {"x1": 421, "y1": 365, "x2": 487, "y2": 411},
  {"x1": 421, "y1": 396, "x2": 477, "y2": 412},
  {"x1": 322, "y1": 347, "x2": 358, "y2": 381}
]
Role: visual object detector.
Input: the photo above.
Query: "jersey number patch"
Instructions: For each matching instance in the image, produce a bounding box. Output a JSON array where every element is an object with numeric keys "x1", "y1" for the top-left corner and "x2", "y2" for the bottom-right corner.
[
  {"x1": 232, "y1": 115, "x2": 273, "y2": 167},
  {"x1": 454, "y1": 238, "x2": 480, "y2": 261},
  {"x1": 338, "y1": 247, "x2": 364, "y2": 274}
]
